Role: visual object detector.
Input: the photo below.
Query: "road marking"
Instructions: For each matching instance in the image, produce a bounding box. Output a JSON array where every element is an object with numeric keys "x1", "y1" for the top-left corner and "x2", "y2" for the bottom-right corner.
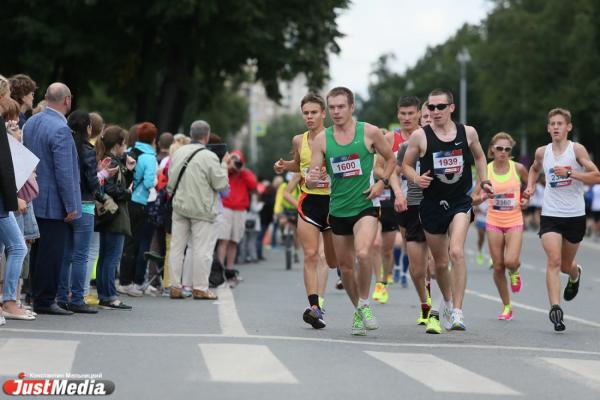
[
  {"x1": 366, "y1": 351, "x2": 520, "y2": 395},
  {"x1": 215, "y1": 285, "x2": 248, "y2": 337},
  {"x1": 0, "y1": 338, "x2": 78, "y2": 376},
  {"x1": 466, "y1": 289, "x2": 600, "y2": 328},
  {"x1": 540, "y1": 357, "x2": 600, "y2": 385},
  {"x1": 2, "y1": 329, "x2": 600, "y2": 357},
  {"x1": 199, "y1": 344, "x2": 297, "y2": 384}
]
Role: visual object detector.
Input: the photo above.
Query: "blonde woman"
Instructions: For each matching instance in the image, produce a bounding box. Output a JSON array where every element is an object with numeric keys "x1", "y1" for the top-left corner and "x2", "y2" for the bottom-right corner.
[{"x1": 473, "y1": 132, "x2": 528, "y2": 320}]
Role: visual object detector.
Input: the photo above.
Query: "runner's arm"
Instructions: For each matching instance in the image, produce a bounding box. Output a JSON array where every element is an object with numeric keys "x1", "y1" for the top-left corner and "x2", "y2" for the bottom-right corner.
[
  {"x1": 366, "y1": 124, "x2": 394, "y2": 198},
  {"x1": 467, "y1": 126, "x2": 492, "y2": 194},
  {"x1": 516, "y1": 162, "x2": 530, "y2": 208},
  {"x1": 571, "y1": 143, "x2": 600, "y2": 185},
  {"x1": 274, "y1": 135, "x2": 302, "y2": 173},
  {"x1": 401, "y1": 129, "x2": 431, "y2": 189},
  {"x1": 524, "y1": 146, "x2": 545, "y2": 198},
  {"x1": 306, "y1": 131, "x2": 326, "y2": 189}
]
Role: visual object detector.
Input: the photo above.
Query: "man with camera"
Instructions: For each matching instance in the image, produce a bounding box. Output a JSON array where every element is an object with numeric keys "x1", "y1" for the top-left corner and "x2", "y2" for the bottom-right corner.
[
  {"x1": 216, "y1": 150, "x2": 257, "y2": 286},
  {"x1": 168, "y1": 120, "x2": 230, "y2": 300}
]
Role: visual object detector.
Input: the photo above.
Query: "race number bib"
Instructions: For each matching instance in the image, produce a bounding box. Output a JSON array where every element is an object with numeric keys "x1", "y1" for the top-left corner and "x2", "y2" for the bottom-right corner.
[
  {"x1": 330, "y1": 154, "x2": 363, "y2": 178},
  {"x1": 433, "y1": 150, "x2": 464, "y2": 175},
  {"x1": 303, "y1": 167, "x2": 330, "y2": 188},
  {"x1": 548, "y1": 167, "x2": 572, "y2": 188},
  {"x1": 492, "y1": 193, "x2": 517, "y2": 211}
]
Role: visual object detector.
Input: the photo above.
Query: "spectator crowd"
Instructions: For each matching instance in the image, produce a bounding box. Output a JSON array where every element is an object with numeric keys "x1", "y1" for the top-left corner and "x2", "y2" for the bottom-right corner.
[{"x1": 0, "y1": 74, "x2": 283, "y2": 325}]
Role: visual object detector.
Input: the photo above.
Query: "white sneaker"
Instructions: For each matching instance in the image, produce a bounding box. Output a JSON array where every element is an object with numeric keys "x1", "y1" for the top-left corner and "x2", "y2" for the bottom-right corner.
[
  {"x1": 125, "y1": 285, "x2": 144, "y2": 297},
  {"x1": 451, "y1": 309, "x2": 466, "y2": 331},
  {"x1": 440, "y1": 302, "x2": 453, "y2": 331},
  {"x1": 0, "y1": 313, "x2": 5, "y2": 326},
  {"x1": 144, "y1": 285, "x2": 159, "y2": 296},
  {"x1": 117, "y1": 284, "x2": 131, "y2": 295},
  {"x1": 357, "y1": 304, "x2": 379, "y2": 330}
]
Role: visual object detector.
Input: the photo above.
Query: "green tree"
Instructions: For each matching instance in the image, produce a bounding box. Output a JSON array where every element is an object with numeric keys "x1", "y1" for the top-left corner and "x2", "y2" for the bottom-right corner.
[{"x1": 1, "y1": 0, "x2": 349, "y2": 134}]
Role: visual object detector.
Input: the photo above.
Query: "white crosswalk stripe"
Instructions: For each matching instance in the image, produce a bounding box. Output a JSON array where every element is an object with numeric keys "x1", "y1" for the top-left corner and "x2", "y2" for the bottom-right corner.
[
  {"x1": 0, "y1": 339, "x2": 79, "y2": 376},
  {"x1": 365, "y1": 351, "x2": 521, "y2": 395},
  {"x1": 540, "y1": 357, "x2": 600, "y2": 385},
  {"x1": 199, "y1": 344, "x2": 298, "y2": 384}
]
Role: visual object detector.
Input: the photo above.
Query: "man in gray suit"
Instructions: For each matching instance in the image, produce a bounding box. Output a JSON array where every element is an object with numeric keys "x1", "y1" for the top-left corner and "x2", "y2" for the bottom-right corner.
[{"x1": 24, "y1": 82, "x2": 80, "y2": 315}]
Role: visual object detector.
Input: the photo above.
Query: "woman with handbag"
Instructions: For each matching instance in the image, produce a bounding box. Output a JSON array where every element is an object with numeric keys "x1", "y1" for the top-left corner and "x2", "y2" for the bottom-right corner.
[{"x1": 95, "y1": 125, "x2": 136, "y2": 310}]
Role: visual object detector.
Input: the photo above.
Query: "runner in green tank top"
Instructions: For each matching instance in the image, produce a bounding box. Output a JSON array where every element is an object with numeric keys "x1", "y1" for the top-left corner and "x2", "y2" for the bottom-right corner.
[
  {"x1": 325, "y1": 121, "x2": 378, "y2": 217},
  {"x1": 306, "y1": 87, "x2": 402, "y2": 336}
]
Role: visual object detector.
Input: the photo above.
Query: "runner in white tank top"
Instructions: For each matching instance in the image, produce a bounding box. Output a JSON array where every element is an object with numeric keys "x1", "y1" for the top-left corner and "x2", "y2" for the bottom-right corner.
[
  {"x1": 541, "y1": 141, "x2": 585, "y2": 217},
  {"x1": 525, "y1": 108, "x2": 600, "y2": 332}
]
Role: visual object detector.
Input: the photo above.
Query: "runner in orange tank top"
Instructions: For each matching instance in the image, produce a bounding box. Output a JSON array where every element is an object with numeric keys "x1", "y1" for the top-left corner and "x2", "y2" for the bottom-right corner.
[{"x1": 472, "y1": 132, "x2": 529, "y2": 321}]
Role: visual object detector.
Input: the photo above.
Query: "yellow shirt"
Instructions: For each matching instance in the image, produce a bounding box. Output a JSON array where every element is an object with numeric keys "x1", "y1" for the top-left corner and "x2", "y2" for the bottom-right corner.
[
  {"x1": 274, "y1": 182, "x2": 300, "y2": 214},
  {"x1": 299, "y1": 131, "x2": 331, "y2": 195}
]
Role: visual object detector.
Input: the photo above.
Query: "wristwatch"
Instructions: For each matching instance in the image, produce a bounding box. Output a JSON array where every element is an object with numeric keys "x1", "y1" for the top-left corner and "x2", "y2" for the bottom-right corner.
[{"x1": 381, "y1": 178, "x2": 390, "y2": 186}]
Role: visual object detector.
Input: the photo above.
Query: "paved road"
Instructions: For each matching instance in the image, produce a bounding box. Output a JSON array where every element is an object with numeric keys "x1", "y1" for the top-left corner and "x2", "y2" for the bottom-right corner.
[{"x1": 2, "y1": 228, "x2": 599, "y2": 399}]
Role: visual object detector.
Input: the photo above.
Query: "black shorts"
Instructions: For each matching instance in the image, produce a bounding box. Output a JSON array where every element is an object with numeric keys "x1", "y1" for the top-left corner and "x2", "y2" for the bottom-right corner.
[
  {"x1": 419, "y1": 195, "x2": 473, "y2": 235},
  {"x1": 405, "y1": 205, "x2": 426, "y2": 242},
  {"x1": 298, "y1": 193, "x2": 330, "y2": 232},
  {"x1": 538, "y1": 215, "x2": 586, "y2": 244},
  {"x1": 380, "y1": 207, "x2": 399, "y2": 233},
  {"x1": 396, "y1": 210, "x2": 408, "y2": 229},
  {"x1": 329, "y1": 207, "x2": 380, "y2": 236},
  {"x1": 593, "y1": 211, "x2": 600, "y2": 222}
]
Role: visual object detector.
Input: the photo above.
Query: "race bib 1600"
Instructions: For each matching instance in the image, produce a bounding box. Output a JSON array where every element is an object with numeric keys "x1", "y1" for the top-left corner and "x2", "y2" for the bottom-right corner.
[
  {"x1": 433, "y1": 149, "x2": 464, "y2": 175},
  {"x1": 330, "y1": 154, "x2": 363, "y2": 178}
]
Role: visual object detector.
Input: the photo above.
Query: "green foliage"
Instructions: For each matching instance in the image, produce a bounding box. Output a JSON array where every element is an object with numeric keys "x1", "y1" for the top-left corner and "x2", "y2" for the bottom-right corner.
[
  {"x1": 0, "y1": 0, "x2": 349, "y2": 133},
  {"x1": 358, "y1": 0, "x2": 600, "y2": 160}
]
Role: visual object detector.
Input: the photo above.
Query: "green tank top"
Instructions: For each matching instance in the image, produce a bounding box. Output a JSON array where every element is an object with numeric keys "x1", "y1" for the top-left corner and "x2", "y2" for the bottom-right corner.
[{"x1": 325, "y1": 121, "x2": 379, "y2": 217}]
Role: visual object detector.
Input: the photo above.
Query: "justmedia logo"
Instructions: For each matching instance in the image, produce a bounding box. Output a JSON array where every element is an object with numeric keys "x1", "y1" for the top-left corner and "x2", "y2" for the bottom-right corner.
[{"x1": 3, "y1": 372, "x2": 115, "y2": 396}]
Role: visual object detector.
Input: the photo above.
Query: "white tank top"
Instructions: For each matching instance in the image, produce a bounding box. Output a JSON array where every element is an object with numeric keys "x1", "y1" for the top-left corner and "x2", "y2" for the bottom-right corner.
[
  {"x1": 591, "y1": 185, "x2": 600, "y2": 212},
  {"x1": 541, "y1": 141, "x2": 585, "y2": 217}
]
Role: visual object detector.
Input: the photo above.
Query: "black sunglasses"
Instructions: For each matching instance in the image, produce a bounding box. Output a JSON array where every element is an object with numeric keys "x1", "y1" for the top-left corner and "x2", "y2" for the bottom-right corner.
[
  {"x1": 426, "y1": 103, "x2": 450, "y2": 111},
  {"x1": 494, "y1": 145, "x2": 512, "y2": 152}
]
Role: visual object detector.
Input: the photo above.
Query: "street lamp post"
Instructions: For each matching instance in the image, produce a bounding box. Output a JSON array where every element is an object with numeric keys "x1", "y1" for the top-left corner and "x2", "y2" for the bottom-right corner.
[{"x1": 456, "y1": 47, "x2": 471, "y2": 125}]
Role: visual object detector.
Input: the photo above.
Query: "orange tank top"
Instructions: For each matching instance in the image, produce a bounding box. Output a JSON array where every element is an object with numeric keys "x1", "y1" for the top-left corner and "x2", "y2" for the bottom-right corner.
[{"x1": 486, "y1": 160, "x2": 523, "y2": 227}]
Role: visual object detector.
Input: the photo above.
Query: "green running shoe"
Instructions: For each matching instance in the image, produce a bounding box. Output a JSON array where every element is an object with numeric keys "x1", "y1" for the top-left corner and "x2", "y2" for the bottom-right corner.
[
  {"x1": 426, "y1": 312, "x2": 442, "y2": 334},
  {"x1": 352, "y1": 312, "x2": 366, "y2": 336},
  {"x1": 357, "y1": 304, "x2": 379, "y2": 330}
]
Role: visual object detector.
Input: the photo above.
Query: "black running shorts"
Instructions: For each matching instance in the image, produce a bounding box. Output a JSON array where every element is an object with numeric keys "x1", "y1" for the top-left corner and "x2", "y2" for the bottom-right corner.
[
  {"x1": 405, "y1": 205, "x2": 426, "y2": 242},
  {"x1": 419, "y1": 195, "x2": 473, "y2": 235},
  {"x1": 329, "y1": 207, "x2": 381, "y2": 236},
  {"x1": 538, "y1": 215, "x2": 586, "y2": 244},
  {"x1": 298, "y1": 193, "x2": 331, "y2": 232},
  {"x1": 380, "y1": 207, "x2": 399, "y2": 233}
]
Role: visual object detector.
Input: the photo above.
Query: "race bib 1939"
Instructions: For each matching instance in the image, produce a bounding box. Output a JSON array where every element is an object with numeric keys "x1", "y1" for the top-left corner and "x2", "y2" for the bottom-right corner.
[
  {"x1": 433, "y1": 150, "x2": 463, "y2": 175},
  {"x1": 330, "y1": 154, "x2": 363, "y2": 178},
  {"x1": 548, "y1": 167, "x2": 572, "y2": 188},
  {"x1": 492, "y1": 193, "x2": 517, "y2": 211}
]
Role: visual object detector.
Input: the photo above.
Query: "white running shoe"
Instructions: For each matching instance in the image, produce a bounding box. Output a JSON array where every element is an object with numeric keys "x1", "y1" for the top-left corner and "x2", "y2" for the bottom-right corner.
[
  {"x1": 451, "y1": 309, "x2": 466, "y2": 331},
  {"x1": 125, "y1": 285, "x2": 144, "y2": 297},
  {"x1": 440, "y1": 302, "x2": 453, "y2": 331}
]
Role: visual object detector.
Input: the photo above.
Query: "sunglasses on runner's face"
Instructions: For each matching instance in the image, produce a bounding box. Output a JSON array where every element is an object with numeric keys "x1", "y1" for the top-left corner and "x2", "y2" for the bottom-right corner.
[
  {"x1": 426, "y1": 103, "x2": 450, "y2": 111},
  {"x1": 494, "y1": 145, "x2": 512, "y2": 152}
]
